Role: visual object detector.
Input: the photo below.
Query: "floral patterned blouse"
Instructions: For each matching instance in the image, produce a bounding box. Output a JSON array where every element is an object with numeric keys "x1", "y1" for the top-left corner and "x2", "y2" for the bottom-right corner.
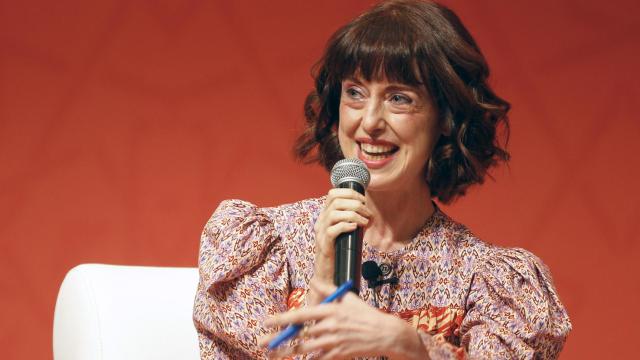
[{"x1": 193, "y1": 197, "x2": 571, "y2": 359}]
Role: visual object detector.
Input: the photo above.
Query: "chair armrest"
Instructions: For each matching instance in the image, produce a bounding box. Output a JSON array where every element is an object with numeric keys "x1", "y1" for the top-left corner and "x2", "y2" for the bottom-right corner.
[{"x1": 53, "y1": 264, "x2": 200, "y2": 360}]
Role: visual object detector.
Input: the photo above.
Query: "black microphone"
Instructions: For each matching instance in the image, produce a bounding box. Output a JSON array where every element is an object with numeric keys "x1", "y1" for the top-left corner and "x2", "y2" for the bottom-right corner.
[
  {"x1": 362, "y1": 260, "x2": 382, "y2": 307},
  {"x1": 362, "y1": 261, "x2": 399, "y2": 288},
  {"x1": 362, "y1": 260, "x2": 398, "y2": 310},
  {"x1": 362, "y1": 260, "x2": 382, "y2": 289},
  {"x1": 330, "y1": 158, "x2": 370, "y2": 294},
  {"x1": 377, "y1": 276, "x2": 399, "y2": 286}
]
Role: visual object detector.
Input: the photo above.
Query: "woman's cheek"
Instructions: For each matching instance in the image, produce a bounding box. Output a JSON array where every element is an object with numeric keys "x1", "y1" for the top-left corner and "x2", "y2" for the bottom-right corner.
[
  {"x1": 338, "y1": 107, "x2": 361, "y2": 138},
  {"x1": 339, "y1": 105, "x2": 362, "y2": 129}
]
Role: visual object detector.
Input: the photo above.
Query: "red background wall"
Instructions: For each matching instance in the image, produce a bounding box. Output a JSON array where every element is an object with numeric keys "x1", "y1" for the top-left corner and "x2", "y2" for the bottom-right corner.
[{"x1": 1, "y1": 0, "x2": 638, "y2": 358}]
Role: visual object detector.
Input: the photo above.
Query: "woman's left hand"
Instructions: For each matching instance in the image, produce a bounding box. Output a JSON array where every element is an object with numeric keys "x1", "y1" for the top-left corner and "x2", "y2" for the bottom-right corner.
[{"x1": 259, "y1": 280, "x2": 428, "y2": 360}]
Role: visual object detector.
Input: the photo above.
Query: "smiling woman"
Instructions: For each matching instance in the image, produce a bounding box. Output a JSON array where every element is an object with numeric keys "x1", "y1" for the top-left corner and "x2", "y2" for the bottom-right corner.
[
  {"x1": 193, "y1": 1, "x2": 571, "y2": 359},
  {"x1": 294, "y1": 0, "x2": 511, "y2": 204}
]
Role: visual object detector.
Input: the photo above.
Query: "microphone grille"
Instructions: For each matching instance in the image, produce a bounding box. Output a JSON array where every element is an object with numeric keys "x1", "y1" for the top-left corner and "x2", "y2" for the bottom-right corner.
[{"x1": 330, "y1": 158, "x2": 370, "y2": 189}]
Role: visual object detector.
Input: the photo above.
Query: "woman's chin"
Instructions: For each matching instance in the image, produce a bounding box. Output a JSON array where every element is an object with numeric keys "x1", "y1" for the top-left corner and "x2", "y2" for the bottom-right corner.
[{"x1": 366, "y1": 176, "x2": 400, "y2": 193}]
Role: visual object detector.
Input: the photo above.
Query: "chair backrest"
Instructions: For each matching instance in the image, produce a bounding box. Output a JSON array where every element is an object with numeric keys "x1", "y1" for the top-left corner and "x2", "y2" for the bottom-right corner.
[{"x1": 53, "y1": 264, "x2": 200, "y2": 360}]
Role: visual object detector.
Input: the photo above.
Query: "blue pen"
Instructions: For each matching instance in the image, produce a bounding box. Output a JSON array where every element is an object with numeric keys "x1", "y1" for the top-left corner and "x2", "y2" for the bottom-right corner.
[{"x1": 267, "y1": 280, "x2": 354, "y2": 350}]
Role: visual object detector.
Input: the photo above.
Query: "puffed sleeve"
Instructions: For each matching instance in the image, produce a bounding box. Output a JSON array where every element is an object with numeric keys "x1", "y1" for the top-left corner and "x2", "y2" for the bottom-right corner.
[
  {"x1": 193, "y1": 200, "x2": 289, "y2": 359},
  {"x1": 419, "y1": 248, "x2": 571, "y2": 359}
]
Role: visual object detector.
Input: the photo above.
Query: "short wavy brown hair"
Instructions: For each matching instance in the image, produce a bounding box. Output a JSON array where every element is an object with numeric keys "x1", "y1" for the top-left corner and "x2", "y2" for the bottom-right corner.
[{"x1": 294, "y1": 0, "x2": 510, "y2": 204}]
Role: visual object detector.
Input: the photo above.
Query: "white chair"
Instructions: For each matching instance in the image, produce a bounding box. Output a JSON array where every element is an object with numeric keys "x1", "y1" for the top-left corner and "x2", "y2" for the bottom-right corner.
[{"x1": 53, "y1": 264, "x2": 201, "y2": 360}]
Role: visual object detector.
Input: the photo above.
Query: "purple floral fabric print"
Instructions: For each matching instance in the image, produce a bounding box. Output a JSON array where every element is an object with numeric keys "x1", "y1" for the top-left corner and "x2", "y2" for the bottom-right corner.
[{"x1": 193, "y1": 198, "x2": 571, "y2": 359}]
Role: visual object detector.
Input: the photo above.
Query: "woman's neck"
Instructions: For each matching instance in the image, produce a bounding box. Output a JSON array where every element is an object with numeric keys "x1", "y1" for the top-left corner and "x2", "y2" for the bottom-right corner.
[{"x1": 363, "y1": 182, "x2": 435, "y2": 252}]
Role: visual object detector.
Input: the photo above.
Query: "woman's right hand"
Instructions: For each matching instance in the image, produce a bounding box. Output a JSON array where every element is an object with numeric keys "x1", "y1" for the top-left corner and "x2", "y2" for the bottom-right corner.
[{"x1": 308, "y1": 188, "x2": 372, "y2": 306}]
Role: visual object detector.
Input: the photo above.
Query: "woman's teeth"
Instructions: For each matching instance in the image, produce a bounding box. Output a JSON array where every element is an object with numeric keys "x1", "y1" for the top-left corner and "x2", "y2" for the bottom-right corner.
[{"x1": 360, "y1": 143, "x2": 398, "y2": 160}]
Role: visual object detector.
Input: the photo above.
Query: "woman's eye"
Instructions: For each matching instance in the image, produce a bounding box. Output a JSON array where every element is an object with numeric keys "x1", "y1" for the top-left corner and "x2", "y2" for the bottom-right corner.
[
  {"x1": 390, "y1": 94, "x2": 412, "y2": 104},
  {"x1": 345, "y1": 88, "x2": 363, "y2": 99}
]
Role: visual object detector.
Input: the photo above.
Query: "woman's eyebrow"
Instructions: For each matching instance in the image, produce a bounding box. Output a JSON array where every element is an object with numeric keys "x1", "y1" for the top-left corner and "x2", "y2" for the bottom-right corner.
[
  {"x1": 385, "y1": 84, "x2": 424, "y2": 93},
  {"x1": 342, "y1": 78, "x2": 424, "y2": 94},
  {"x1": 386, "y1": 84, "x2": 414, "y2": 91}
]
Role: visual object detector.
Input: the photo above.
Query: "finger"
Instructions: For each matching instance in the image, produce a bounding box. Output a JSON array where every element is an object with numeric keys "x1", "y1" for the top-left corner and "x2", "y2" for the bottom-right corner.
[
  {"x1": 315, "y1": 204, "x2": 368, "y2": 235},
  {"x1": 327, "y1": 188, "x2": 366, "y2": 203},
  {"x1": 315, "y1": 222, "x2": 358, "y2": 256},
  {"x1": 309, "y1": 277, "x2": 338, "y2": 298},
  {"x1": 294, "y1": 334, "x2": 341, "y2": 355},
  {"x1": 264, "y1": 304, "x2": 337, "y2": 327},
  {"x1": 328, "y1": 198, "x2": 371, "y2": 216},
  {"x1": 266, "y1": 342, "x2": 297, "y2": 359},
  {"x1": 327, "y1": 210, "x2": 369, "y2": 227},
  {"x1": 325, "y1": 222, "x2": 358, "y2": 240},
  {"x1": 305, "y1": 317, "x2": 338, "y2": 338},
  {"x1": 257, "y1": 332, "x2": 278, "y2": 347},
  {"x1": 318, "y1": 347, "x2": 349, "y2": 360},
  {"x1": 337, "y1": 291, "x2": 363, "y2": 306}
]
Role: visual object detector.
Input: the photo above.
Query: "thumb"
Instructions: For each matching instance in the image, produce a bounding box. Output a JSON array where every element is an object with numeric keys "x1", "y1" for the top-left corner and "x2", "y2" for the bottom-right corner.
[{"x1": 309, "y1": 277, "x2": 337, "y2": 298}]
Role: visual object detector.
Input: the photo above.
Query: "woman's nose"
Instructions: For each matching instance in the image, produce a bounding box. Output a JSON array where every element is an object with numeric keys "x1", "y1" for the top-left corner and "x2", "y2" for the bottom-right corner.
[{"x1": 361, "y1": 99, "x2": 386, "y2": 135}]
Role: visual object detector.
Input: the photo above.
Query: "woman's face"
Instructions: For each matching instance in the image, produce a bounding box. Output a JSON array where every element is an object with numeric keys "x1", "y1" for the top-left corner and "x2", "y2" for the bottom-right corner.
[{"x1": 338, "y1": 76, "x2": 441, "y2": 192}]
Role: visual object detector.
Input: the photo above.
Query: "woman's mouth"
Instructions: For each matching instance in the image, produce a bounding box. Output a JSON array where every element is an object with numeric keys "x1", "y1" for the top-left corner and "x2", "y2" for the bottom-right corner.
[{"x1": 357, "y1": 142, "x2": 399, "y2": 168}]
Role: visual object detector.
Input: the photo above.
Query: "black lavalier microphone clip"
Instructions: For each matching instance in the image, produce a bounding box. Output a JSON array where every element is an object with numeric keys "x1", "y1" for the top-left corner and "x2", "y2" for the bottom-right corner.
[
  {"x1": 362, "y1": 260, "x2": 383, "y2": 288},
  {"x1": 362, "y1": 261, "x2": 398, "y2": 308}
]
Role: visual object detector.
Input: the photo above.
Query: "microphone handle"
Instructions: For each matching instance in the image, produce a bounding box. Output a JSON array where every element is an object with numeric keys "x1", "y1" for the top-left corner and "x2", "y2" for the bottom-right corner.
[{"x1": 334, "y1": 181, "x2": 365, "y2": 294}]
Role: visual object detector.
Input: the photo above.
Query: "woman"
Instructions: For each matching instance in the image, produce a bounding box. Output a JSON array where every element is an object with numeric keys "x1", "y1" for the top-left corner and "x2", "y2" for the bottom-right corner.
[{"x1": 193, "y1": 1, "x2": 571, "y2": 359}]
